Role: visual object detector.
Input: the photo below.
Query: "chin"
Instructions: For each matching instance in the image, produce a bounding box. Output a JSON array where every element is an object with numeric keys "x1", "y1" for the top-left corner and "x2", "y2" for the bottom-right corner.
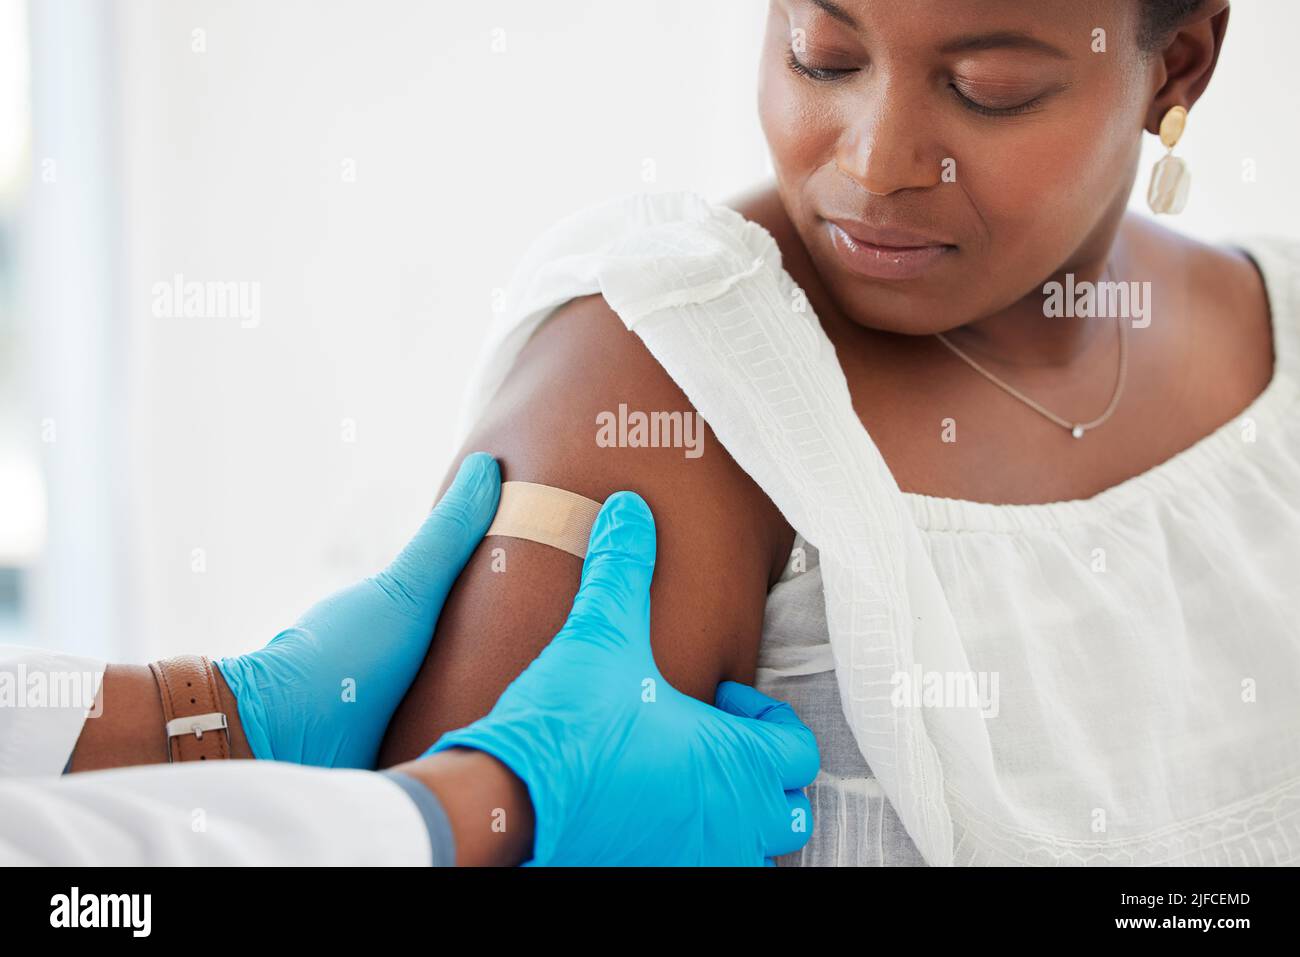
[
  {"x1": 843, "y1": 304, "x2": 962, "y2": 337},
  {"x1": 815, "y1": 268, "x2": 976, "y2": 336}
]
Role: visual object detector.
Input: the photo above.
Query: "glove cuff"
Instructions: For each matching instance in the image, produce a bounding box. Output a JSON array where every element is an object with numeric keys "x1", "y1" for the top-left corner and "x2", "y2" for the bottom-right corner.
[
  {"x1": 213, "y1": 656, "x2": 277, "y2": 761},
  {"x1": 428, "y1": 722, "x2": 564, "y2": 865}
]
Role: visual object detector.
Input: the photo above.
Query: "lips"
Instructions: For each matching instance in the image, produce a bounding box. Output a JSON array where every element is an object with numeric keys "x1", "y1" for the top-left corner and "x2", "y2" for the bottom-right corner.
[
  {"x1": 824, "y1": 217, "x2": 955, "y2": 281},
  {"x1": 826, "y1": 218, "x2": 953, "y2": 249}
]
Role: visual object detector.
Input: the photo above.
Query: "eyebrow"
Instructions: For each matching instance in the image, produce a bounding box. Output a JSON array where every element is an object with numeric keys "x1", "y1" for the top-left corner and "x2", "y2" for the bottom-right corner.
[
  {"x1": 805, "y1": 2, "x2": 1072, "y2": 61},
  {"x1": 939, "y1": 32, "x2": 1072, "y2": 60},
  {"x1": 809, "y1": 0, "x2": 859, "y2": 28}
]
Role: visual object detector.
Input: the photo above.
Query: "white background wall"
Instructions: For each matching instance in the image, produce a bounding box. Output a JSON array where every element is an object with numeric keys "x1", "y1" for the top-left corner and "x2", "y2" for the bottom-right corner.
[{"x1": 13, "y1": 0, "x2": 1300, "y2": 661}]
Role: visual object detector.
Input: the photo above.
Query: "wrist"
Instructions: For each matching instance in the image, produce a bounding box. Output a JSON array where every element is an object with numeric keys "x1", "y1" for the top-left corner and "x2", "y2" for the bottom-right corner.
[
  {"x1": 212, "y1": 664, "x2": 255, "y2": 760},
  {"x1": 392, "y1": 748, "x2": 535, "y2": 866},
  {"x1": 428, "y1": 723, "x2": 564, "y2": 865},
  {"x1": 68, "y1": 664, "x2": 167, "y2": 772},
  {"x1": 68, "y1": 659, "x2": 254, "y2": 772}
]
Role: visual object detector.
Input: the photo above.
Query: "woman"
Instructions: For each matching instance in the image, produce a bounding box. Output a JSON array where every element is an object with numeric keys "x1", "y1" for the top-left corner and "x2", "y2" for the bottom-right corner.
[{"x1": 380, "y1": 0, "x2": 1300, "y2": 865}]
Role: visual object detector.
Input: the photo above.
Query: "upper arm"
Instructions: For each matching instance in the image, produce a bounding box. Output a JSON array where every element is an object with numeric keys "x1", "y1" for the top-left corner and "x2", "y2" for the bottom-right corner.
[{"x1": 378, "y1": 294, "x2": 792, "y2": 765}]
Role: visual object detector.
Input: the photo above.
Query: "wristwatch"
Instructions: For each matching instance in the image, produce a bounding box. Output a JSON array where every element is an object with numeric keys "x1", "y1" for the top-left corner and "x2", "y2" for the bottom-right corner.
[{"x1": 148, "y1": 655, "x2": 232, "y2": 762}]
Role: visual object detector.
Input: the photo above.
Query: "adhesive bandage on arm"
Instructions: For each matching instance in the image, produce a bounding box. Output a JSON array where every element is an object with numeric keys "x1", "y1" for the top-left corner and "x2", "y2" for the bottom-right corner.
[{"x1": 484, "y1": 481, "x2": 603, "y2": 559}]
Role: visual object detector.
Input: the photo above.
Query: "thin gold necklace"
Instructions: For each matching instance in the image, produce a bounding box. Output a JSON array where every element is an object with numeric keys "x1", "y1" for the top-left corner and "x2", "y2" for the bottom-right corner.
[{"x1": 934, "y1": 267, "x2": 1129, "y2": 440}]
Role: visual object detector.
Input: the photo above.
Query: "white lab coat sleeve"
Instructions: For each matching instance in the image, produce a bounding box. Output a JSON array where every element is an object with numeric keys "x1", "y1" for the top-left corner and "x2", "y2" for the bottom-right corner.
[
  {"x1": 0, "y1": 644, "x2": 106, "y2": 777},
  {"x1": 1, "y1": 645, "x2": 435, "y2": 865},
  {"x1": 0, "y1": 760, "x2": 433, "y2": 865}
]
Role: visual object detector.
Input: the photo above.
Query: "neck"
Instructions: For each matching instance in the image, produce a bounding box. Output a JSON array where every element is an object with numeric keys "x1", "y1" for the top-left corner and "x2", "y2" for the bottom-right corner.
[
  {"x1": 950, "y1": 263, "x2": 1116, "y2": 369},
  {"x1": 948, "y1": 204, "x2": 1137, "y2": 368}
]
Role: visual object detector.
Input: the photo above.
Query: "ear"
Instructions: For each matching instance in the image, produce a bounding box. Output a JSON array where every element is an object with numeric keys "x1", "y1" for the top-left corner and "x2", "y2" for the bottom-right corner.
[{"x1": 1145, "y1": 0, "x2": 1231, "y2": 134}]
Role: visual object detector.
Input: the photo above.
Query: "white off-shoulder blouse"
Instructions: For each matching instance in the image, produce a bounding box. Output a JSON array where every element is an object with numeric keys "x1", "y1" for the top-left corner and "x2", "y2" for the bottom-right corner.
[{"x1": 460, "y1": 189, "x2": 1300, "y2": 867}]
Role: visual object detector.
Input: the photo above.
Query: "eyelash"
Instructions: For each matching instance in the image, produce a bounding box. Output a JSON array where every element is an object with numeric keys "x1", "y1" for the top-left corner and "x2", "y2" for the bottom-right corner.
[
  {"x1": 784, "y1": 45, "x2": 1045, "y2": 117},
  {"x1": 950, "y1": 86, "x2": 1045, "y2": 117},
  {"x1": 784, "y1": 46, "x2": 854, "y2": 83}
]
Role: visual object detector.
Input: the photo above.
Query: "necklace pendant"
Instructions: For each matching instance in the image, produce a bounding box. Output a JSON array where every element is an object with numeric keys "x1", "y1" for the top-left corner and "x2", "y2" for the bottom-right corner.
[{"x1": 1071, "y1": 425, "x2": 1085, "y2": 439}]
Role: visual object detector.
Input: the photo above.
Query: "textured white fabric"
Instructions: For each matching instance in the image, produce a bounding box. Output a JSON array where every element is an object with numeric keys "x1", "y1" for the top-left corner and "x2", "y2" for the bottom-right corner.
[{"x1": 460, "y1": 189, "x2": 1300, "y2": 866}]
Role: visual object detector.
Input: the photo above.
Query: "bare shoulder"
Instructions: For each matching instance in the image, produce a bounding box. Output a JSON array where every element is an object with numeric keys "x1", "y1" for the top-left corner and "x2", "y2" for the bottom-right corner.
[
  {"x1": 1122, "y1": 213, "x2": 1275, "y2": 400},
  {"x1": 471, "y1": 292, "x2": 792, "y2": 677},
  {"x1": 379, "y1": 292, "x2": 794, "y2": 763},
  {"x1": 478, "y1": 292, "x2": 792, "y2": 580},
  {"x1": 1123, "y1": 214, "x2": 1269, "y2": 312}
]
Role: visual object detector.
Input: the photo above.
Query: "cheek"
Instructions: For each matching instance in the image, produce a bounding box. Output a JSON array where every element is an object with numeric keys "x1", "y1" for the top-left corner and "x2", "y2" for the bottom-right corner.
[
  {"x1": 758, "y1": 59, "x2": 836, "y2": 180},
  {"x1": 955, "y1": 56, "x2": 1148, "y2": 260},
  {"x1": 956, "y1": 113, "x2": 1136, "y2": 257}
]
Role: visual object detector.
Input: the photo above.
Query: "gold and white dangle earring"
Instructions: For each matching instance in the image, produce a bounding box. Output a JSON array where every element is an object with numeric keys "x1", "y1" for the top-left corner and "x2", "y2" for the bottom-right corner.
[{"x1": 1147, "y1": 104, "x2": 1190, "y2": 214}]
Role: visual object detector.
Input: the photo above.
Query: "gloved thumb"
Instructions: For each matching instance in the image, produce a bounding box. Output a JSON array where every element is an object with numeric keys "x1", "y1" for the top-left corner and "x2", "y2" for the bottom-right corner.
[
  {"x1": 377, "y1": 452, "x2": 501, "y2": 612},
  {"x1": 714, "y1": 681, "x2": 820, "y2": 791},
  {"x1": 557, "y1": 491, "x2": 657, "y2": 649}
]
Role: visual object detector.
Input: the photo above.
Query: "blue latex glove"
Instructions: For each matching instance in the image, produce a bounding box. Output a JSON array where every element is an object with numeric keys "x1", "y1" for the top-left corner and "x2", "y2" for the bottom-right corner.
[
  {"x1": 429, "y1": 491, "x2": 819, "y2": 866},
  {"x1": 216, "y1": 452, "x2": 501, "y2": 768}
]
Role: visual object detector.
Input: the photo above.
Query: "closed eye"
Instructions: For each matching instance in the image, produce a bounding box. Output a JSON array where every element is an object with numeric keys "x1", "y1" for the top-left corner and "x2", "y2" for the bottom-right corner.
[
  {"x1": 950, "y1": 82, "x2": 1061, "y2": 117},
  {"x1": 785, "y1": 45, "x2": 857, "y2": 83}
]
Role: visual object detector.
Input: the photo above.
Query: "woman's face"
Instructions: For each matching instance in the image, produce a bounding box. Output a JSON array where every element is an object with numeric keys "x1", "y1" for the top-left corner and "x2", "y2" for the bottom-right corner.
[{"x1": 758, "y1": 0, "x2": 1158, "y2": 334}]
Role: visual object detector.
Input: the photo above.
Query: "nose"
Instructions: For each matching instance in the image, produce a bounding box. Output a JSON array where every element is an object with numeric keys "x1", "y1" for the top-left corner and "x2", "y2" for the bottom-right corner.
[{"x1": 835, "y1": 82, "x2": 942, "y2": 196}]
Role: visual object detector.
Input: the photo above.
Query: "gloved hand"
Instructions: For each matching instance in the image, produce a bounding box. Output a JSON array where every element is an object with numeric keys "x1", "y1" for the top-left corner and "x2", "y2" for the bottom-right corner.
[
  {"x1": 216, "y1": 452, "x2": 500, "y2": 768},
  {"x1": 429, "y1": 491, "x2": 819, "y2": 866}
]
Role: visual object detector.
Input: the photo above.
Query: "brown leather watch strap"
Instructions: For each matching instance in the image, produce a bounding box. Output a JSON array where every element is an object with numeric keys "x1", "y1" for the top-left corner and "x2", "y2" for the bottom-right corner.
[{"x1": 148, "y1": 655, "x2": 231, "y2": 762}]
